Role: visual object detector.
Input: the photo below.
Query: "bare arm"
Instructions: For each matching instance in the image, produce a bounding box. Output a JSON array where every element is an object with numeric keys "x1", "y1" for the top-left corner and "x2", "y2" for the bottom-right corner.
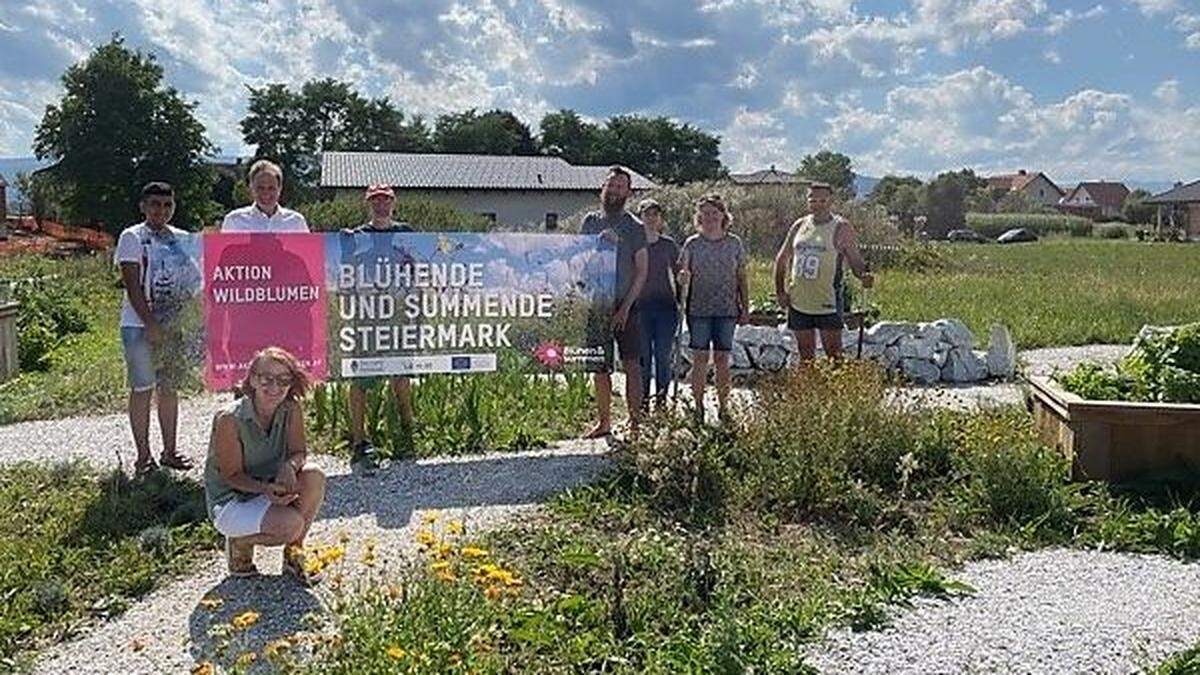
[
  {"x1": 774, "y1": 219, "x2": 801, "y2": 307},
  {"x1": 736, "y1": 264, "x2": 750, "y2": 322},
  {"x1": 620, "y1": 247, "x2": 649, "y2": 314},
  {"x1": 285, "y1": 400, "x2": 308, "y2": 470},
  {"x1": 835, "y1": 222, "x2": 873, "y2": 286}
]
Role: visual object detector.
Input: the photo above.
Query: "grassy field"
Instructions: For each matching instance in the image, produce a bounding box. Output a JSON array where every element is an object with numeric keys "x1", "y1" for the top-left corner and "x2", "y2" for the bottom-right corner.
[{"x1": 749, "y1": 239, "x2": 1200, "y2": 349}]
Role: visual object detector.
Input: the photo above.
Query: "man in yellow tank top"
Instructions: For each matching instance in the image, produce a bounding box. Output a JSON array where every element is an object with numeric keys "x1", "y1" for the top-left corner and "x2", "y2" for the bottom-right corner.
[{"x1": 772, "y1": 183, "x2": 873, "y2": 360}]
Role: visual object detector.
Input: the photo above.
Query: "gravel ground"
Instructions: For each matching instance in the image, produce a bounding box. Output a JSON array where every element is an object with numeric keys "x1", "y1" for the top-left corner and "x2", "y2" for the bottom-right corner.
[
  {"x1": 0, "y1": 344, "x2": 1151, "y2": 673},
  {"x1": 805, "y1": 548, "x2": 1200, "y2": 674},
  {"x1": 29, "y1": 444, "x2": 612, "y2": 674}
]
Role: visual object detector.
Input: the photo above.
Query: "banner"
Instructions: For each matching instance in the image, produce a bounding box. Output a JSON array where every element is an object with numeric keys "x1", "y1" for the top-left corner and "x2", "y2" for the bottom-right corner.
[{"x1": 160, "y1": 231, "x2": 616, "y2": 389}]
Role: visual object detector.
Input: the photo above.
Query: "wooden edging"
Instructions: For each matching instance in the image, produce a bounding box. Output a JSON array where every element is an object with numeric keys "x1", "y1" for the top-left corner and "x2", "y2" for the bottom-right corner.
[{"x1": 1029, "y1": 375, "x2": 1200, "y2": 423}]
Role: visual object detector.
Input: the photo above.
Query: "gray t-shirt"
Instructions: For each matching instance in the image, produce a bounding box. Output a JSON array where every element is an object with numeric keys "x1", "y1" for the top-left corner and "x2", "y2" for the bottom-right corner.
[
  {"x1": 581, "y1": 210, "x2": 647, "y2": 305},
  {"x1": 682, "y1": 232, "x2": 746, "y2": 317}
]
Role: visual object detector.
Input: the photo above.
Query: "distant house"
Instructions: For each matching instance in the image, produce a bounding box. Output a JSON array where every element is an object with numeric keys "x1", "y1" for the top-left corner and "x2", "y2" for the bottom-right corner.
[
  {"x1": 728, "y1": 165, "x2": 809, "y2": 188},
  {"x1": 1057, "y1": 181, "x2": 1130, "y2": 221},
  {"x1": 1144, "y1": 179, "x2": 1200, "y2": 239},
  {"x1": 319, "y1": 152, "x2": 656, "y2": 230},
  {"x1": 985, "y1": 169, "x2": 1064, "y2": 208}
]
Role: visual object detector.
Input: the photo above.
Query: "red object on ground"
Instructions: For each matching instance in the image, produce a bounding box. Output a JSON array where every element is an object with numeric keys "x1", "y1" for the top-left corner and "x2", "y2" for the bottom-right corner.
[{"x1": 0, "y1": 217, "x2": 114, "y2": 256}]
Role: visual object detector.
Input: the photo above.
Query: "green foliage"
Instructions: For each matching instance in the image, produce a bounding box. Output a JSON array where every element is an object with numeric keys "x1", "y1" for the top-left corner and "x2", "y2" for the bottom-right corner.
[
  {"x1": 241, "y1": 78, "x2": 433, "y2": 203},
  {"x1": 296, "y1": 196, "x2": 490, "y2": 232},
  {"x1": 435, "y1": 108, "x2": 537, "y2": 156},
  {"x1": 33, "y1": 36, "x2": 216, "y2": 235},
  {"x1": 966, "y1": 212, "x2": 1094, "y2": 238},
  {"x1": 308, "y1": 369, "x2": 592, "y2": 459},
  {"x1": 798, "y1": 150, "x2": 856, "y2": 198},
  {"x1": 1058, "y1": 323, "x2": 1200, "y2": 403},
  {"x1": 538, "y1": 109, "x2": 724, "y2": 185},
  {"x1": 923, "y1": 169, "x2": 986, "y2": 238},
  {"x1": 1096, "y1": 222, "x2": 1132, "y2": 239},
  {"x1": 0, "y1": 463, "x2": 216, "y2": 664},
  {"x1": 3, "y1": 274, "x2": 89, "y2": 372},
  {"x1": 1152, "y1": 641, "x2": 1200, "y2": 675},
  {"x1": 1123, "y1": 188, "x2": 1156, "y2": 226}
]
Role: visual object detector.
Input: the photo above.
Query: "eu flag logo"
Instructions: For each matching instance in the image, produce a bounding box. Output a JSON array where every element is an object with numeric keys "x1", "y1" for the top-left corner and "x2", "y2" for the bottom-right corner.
[{"x1": 451, "y1": 356, "x2": 471, "y2": 370}]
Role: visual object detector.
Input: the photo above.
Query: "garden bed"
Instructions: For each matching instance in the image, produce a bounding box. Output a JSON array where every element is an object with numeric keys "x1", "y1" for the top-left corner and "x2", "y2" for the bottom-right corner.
[{"x1": 1029, "y1": 375, "x2": 1200, "y2": 481}]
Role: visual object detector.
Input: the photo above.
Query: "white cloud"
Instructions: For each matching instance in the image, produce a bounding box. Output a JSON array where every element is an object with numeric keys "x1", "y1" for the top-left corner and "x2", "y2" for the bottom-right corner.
[
  {"x1": 1045, "y1": 4, "x2": 1107, "y2": 35},
  {"x1": 1043, "y1": 49, "x2": 1062, "y2": 63},
  {"x1": 1155, "y1": 79, "x2": 1180, "y2": 105},
  {"x1": 720, "y1": 107, "x2": 794, "y2": 172},
  {"x1": 1128, "y1": 0, "x2": 1178, "y2": 15}
]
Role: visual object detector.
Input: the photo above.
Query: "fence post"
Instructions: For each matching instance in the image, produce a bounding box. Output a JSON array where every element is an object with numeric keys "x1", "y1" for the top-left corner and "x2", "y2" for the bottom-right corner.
[{"x1": 0, "y1": 301, "x2": 17, "y2": 382}]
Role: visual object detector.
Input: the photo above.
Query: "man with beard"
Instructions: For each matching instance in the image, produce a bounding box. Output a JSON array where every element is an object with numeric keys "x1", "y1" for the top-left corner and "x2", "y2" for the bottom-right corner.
[{"x1": 580, "y1": 167, "x2": 648, "y2": 439}]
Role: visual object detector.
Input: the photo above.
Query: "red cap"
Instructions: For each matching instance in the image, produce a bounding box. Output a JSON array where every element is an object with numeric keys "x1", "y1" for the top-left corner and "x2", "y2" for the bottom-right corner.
[{"x1": 365, "y1": 184, "x2": 395, "y2": 199}]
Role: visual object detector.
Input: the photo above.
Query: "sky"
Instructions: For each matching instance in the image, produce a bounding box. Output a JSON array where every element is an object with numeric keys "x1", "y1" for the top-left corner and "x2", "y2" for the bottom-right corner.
[{"x1": 0, "y1": 0, "x2": 1198, "y2": 183}]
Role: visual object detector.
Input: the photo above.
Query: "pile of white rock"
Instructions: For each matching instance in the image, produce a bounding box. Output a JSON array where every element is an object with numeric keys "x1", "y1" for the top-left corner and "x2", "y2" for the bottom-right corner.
[{"x1": 675, "y1": 319, "x2": 1016, "y2": 385}]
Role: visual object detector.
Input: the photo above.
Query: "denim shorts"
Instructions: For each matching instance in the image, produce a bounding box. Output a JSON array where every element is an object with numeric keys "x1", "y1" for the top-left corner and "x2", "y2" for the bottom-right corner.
[
  {"x1": 687, "y1": 315, "x2": 737, "y2": 352},
  {"x1": 121, "y1": 326, "x2": 159, "y2": 392}
]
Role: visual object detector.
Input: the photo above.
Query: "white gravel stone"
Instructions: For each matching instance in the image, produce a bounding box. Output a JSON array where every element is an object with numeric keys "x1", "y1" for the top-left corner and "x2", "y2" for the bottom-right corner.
[{"x1": 805, "y1": 548, "x2": 1200, "y2": 675}]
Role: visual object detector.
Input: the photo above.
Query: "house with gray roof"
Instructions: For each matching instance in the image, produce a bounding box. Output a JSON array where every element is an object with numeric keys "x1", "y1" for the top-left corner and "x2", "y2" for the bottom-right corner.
[
  {"x1": 1145, "y1": 179, "x2": 1200, "y2": 239},
  {"x1": 320, "y1": 151, "x2": 656, "y2": 229}
]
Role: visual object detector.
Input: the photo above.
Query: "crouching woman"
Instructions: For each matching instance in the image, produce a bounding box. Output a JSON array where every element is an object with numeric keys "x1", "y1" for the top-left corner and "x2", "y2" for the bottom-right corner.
[{"x1": 205, "y1": 346, "x2": 326, "y2": 583}]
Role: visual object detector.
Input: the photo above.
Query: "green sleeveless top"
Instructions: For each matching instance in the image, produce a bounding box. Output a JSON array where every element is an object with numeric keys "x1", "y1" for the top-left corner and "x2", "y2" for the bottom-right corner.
[
  {"x1": 787, "y1": 214, "x2": 845, "y2": 315},
  {"x1": 204, "y1": 396, "x2": 294, "y2": 519}
]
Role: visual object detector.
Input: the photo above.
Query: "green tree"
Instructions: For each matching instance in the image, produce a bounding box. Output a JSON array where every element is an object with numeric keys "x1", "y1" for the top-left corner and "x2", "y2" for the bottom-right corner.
[
  {"x1": 1122, "y1": 189, "x2": 1155, "y2": 225},
  {"x1": 240, "y1": 78, "x2": 430, "y2": 203},
  {"x1": 868, "y1": 175, "x2": 922, "y2": 205},
  {"x1": 33, "y1": 36, "x2": 216, "y2": 234},
  {"x1": 922, "y1": 169, "x2": 984, "y2": 238},
  {"x1": 891, "y1": 184, "x2": 923, "y2": 236},
  {"x1": 592, "y1": 115, "x2": 723, "y2": 184},
  {"x1": 434, "y1": 109, "x2": 538, "y2": 155},
  {"x1": 538, "y1": 109, "x2": 602, "y2": 164},
  {"x1": 798, "y1": 150, "x2": 855, "y2": 197}
]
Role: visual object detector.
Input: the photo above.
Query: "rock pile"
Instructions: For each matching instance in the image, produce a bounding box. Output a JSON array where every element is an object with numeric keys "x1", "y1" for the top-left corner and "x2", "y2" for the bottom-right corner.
[{"x1": 675, "y1": 319, "x2": 1016, "y2": 385}]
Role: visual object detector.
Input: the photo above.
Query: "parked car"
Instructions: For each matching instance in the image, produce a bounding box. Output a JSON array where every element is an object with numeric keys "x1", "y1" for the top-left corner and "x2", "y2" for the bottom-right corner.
[
  {"x1": 947, "y1": 229, "x2": 988, "y2": 243},
  {"x1": 997, "y1": 228, "x2": 1038, "y2": 244}
]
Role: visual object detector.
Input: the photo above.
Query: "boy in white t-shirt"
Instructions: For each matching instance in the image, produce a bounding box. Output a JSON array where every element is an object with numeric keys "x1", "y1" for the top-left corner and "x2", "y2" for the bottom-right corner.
[{"x1": 114, "y1": 182, "x2": 199, "y2": 476}]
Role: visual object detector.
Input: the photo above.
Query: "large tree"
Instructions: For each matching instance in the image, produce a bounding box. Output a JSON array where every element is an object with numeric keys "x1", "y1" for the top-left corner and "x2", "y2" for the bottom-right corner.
[
  {"x1": 588, "y1": 114, "x2": 723, "y2": 184},
  {"x1": 434, "y1": 109, "x2": 538, "y2": 155},
  {"x1": 923, "y1": 169, "x2": 985, "y2": 237},
  {"x1": 798, "y1": 150, "x2": 855, "y2": 197},
  {"x1": 33, "y1": 36, "x2": 216, "y2": 234},
  {"x1": 538, "y1": 109, "x2": 603, "y2": 165},
  {"x1": 241, "y1": 78, "x2": 430, "y2": 202}
]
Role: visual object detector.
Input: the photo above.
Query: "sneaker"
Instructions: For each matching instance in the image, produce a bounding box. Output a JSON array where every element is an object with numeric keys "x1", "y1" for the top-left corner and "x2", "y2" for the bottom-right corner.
[
  {"x1": 226, "y1": 537, "x2": 258, "y2": 577},
  {"x1": 350, "y1": 440, "x2": 378, "y2": 475}
]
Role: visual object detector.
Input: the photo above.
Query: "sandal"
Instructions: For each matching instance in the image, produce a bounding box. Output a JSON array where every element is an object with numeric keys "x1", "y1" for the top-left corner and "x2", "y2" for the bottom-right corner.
[
  {"x1": 283, "y1": 546, "x2": 323, "y2": 587},
  {"x1": 226, "y1": 537, "x2": 259, "y2": 578},
  {"x1": 159, "y1": 451, "x2": 194, "y2": 471},
  {"x1": 134, "y1": 457, "x2": 158, "y2": 478}
]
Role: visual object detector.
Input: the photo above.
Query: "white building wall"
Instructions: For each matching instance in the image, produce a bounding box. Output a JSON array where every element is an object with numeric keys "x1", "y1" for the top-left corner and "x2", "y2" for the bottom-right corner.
[{"x1": 336, "y1": 188, "x2": 601, "y2": 230}]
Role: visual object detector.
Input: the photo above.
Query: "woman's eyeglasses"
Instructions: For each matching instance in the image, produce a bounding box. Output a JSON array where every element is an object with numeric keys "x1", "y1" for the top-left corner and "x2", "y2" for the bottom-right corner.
[{"x1": 254, "y1": 372, "x2": 293, "y2": 388}]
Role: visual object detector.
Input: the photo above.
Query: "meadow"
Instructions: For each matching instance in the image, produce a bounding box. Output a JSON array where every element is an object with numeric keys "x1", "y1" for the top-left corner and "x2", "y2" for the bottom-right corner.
[{"x1": 749, "y1": 239, "x2": 1200, "y2": 349}]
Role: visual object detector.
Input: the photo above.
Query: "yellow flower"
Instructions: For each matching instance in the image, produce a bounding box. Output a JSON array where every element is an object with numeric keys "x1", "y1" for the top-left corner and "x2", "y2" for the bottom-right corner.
[
  {"x1": 461, "y1": 546, "x2": 489, "y2": 559},
  {"x1": 235, "y1": 651, "x2": 257, "y2": 667},
  {"x1": 434, "y1": 542, "x2": 454, "y2": 559},
  {"x1": 231, "y1": 610, "x2": 260, "y2": 630},
  {"x1": 264, "y1": 638, "x2": 293, "y2": 660},
  {"x1": 446, "y1": 520, "x2": 465, "y2": 535},
  {"x1": 198, "y1": 595, "x2": 224, "y2": 611},
  {"x1": 361, "y1": 550, "x2": 377, "y2": 567},
  {"x1": 415, "y1": 529, "x2": 436, "y2": 547},
  {"x1": 422, "y1": 512, "x2": 438, "y2": 524},
  {"x1": 303, "y1": 556, "x2": 325, "y2": 576},
  {"x1": 435, "y1": 568, "x2": 457, "y2": 582},
  {"x1": 484, "y1": 584, "x2": 503, "y2": 600},
  {"x1": 430, "y1": 561, "x2": 452, "y2": 573},
  {"x1": 387, "y1": 645, "x2": 407, "y2": 660},
  {"x1": 191, "y1": 662, "x2": 215, "y2": 675},
  {"x1": 319, "y1": 544, "x2": 345, "y2": 565}
]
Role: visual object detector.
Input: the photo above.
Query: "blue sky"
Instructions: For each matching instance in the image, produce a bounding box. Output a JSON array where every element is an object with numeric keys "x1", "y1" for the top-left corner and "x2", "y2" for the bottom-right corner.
[{"x1": 0, "y1": 0, "x2": 1198, "y2": 183}]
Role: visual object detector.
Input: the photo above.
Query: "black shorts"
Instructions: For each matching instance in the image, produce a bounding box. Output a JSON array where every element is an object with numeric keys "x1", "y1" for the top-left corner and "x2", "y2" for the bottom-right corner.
[
  {"x1": 787, "y1": 307, "x2": 844, "y2": 331},
  {"x1": 615, "y1": 311, "x2": 641, "y2": 363}
]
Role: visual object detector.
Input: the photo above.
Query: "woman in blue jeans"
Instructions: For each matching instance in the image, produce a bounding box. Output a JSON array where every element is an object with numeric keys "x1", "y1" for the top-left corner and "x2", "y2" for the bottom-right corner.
[
  {"x1": 679, "y1": 194, "x2": 749, "y2": 422},
  {"x1": 634, "y1": 199, "x2": 681, "y2": 412}
]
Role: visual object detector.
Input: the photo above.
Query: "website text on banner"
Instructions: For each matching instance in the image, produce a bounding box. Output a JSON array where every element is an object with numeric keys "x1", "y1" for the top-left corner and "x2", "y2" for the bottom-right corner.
[{"x1": 197, "y1": 232, "x2": 617, "y2": 389}]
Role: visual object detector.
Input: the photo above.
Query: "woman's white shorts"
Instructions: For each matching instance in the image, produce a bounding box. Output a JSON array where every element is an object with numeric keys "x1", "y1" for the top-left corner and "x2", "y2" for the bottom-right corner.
[{"x1": 212, "y1": 494, "x2": 271, "y2": 537}]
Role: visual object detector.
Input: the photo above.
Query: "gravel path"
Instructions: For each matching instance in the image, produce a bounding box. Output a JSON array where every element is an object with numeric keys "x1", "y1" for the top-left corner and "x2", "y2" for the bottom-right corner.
[{"x1": 805, "y1": 548, "x2": 1200, "y2": 674}]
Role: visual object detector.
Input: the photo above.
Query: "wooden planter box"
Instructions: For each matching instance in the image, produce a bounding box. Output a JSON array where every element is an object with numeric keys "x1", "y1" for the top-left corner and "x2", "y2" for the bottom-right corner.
[
  {"x1": 1028, "y1": 376, "x2": 1200, "y2": 482},
  {"x1": 0, "y1": 301, "x2": 17, "y2": 383}
]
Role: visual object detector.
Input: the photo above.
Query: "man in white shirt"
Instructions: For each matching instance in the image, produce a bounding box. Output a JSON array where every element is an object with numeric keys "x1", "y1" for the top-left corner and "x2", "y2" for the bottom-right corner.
[
  {"x1": 115, "y1": 182, "x2": 201, "y2": 476},
  {"x1": 220, "y1": 159, "x2": 309, "y2": 233}
]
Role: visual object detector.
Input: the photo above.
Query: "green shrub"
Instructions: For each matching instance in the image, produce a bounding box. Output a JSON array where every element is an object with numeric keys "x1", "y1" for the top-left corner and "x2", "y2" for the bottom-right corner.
[
  {"x1": 297, "y1": 196, "x2": 490, "y2": 232},
  {"x1": 1058, "y1": 323, "x2": 1200, "y2": 403},
  {"x1": 965, "y1": 213, "x2": 1094, "y2": 239},
  {"x1": 2, "y1": 266, "x2": 91, "y2": 371},
  {"x1": 1095, "y1": 223, "x2": 1130, "y2": 239}
]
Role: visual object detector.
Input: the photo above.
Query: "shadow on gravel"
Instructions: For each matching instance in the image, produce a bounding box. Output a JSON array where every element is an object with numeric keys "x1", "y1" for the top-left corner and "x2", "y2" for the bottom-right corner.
[
  {"x1": 318, "y1": 449, "x2": 614, "y2": 529},
  {"x1": 188, "y1": 575, "x2": 320, "y2": 668}
]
